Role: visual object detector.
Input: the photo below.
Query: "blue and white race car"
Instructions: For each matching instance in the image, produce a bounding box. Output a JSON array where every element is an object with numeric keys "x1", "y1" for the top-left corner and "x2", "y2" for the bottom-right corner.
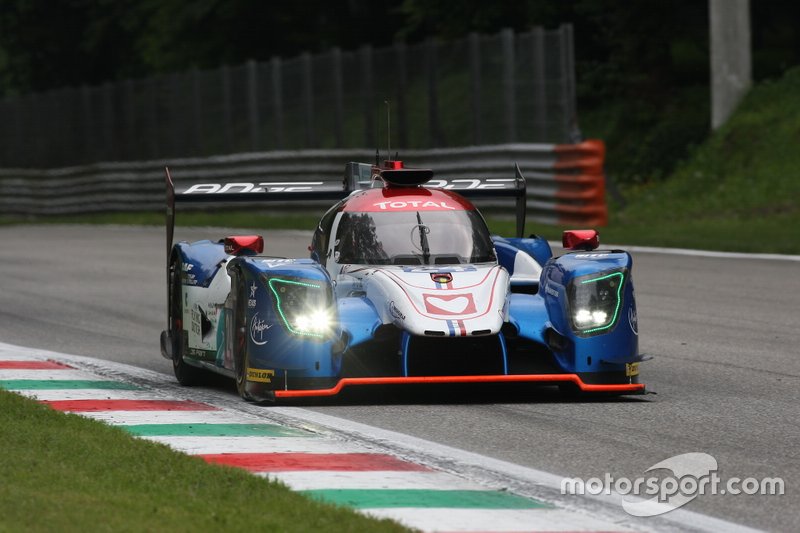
[{"x1": 160, "y1": 159, "x2": 645, "y2": 401}]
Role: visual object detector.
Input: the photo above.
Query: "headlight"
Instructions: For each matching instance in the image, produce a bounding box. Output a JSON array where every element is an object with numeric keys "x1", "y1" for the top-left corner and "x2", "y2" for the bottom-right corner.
[
  {"x1": 567, "y1": 270, "x2": 625, "y2": 336},
  {"x1": 265, "y1": 276, "x2": 333, "y2": 337}
]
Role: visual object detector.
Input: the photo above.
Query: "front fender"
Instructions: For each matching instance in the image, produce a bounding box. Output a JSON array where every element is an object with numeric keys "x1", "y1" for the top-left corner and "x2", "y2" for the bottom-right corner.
[
  {"x1": 228, "y1": 258, "x2": 342, "y2": 385},
  {"x1": 540, "y1": 251, "x2": 639, "y2": 373}
]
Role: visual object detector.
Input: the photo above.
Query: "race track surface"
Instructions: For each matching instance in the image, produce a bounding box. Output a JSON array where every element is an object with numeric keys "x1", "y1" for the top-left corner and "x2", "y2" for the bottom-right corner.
[{"x1": 0, "y1": 225, "x2": 796, "y2": 531}]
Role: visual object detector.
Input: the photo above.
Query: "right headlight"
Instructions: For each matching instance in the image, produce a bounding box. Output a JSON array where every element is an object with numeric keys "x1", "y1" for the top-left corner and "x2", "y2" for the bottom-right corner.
[
  {"x1": 264, "y1": 275, "x2": 334, "y2": 338},
  {"x1": 567, "y1": 269, "x2": 625, "y2": 336}
]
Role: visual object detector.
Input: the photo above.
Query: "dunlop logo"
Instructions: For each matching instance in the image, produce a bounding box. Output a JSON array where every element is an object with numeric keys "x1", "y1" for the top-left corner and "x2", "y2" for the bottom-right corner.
[{"x1": 247, "y1": 368, "x2": 275, "y2": 383}]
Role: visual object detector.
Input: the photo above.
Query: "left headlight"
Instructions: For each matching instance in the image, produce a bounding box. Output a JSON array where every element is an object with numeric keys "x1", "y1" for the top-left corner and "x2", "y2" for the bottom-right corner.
[
  {"x1": 567, "y1": 269, "x2": 625, "y2": 336},
  {"x1": 265, "y1": 275, "x2": 334, "y2": 337}
]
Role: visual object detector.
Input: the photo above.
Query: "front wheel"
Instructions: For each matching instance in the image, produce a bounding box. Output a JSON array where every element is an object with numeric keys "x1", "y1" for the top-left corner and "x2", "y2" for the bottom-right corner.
[
  {"x1": 169, "y1": 256, "x2": 204, "y2": 386},
  {"x1": 231, "y1": 273, "x2": 276, "y2": 404},
  {"x1": 232, "y1": 273, "x2": 256, "y2": 401}
]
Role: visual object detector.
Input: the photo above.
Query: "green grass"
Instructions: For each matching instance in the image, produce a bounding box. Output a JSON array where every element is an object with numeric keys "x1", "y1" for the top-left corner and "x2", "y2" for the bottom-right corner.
[{"x1": 0, "y1": 389, "x2": 407, "y2": 533}]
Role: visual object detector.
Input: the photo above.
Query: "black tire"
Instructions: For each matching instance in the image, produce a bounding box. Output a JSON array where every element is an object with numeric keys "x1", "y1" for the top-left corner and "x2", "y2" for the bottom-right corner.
[
  {"x1": 232, "y1": 273, "x2": 254, "y2": 401},
  {"x1": 169, "y1": 256, "x2": 204, "y2": 386},
  {"x1": 558, "y1": 382, "x2": 584, "y2": 400}
]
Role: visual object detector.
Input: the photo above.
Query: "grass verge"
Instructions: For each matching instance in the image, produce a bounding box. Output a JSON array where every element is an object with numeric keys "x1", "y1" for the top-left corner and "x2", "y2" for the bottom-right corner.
[{"x1": 0, "y1": 389, "x2": 407, "y2": 532}]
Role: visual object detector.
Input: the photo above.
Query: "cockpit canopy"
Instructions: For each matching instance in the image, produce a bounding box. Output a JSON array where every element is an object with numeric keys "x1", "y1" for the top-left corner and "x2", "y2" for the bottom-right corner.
[{"x1": 333, "y1": 209, "x2": 496, "y2": 266}]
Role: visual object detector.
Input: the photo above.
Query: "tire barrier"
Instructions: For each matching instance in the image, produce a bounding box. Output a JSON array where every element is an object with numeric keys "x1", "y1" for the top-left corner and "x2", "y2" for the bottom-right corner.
[{"x1": 0, "y1": 142, "x2": 607, "y2": 226}]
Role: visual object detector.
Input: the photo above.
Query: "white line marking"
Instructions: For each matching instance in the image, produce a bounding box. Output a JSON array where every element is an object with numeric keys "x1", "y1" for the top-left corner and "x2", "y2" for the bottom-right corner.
[
  {"x1": 80, "y1": 410, "x2": 273, "y2": 425},
  {"x1": 0, "y1": 370, "x2": 101, "y2": 381},
  {"x1": 11, "y1": 389, "x2": 158, "y2": 401},
  {"x1": 142, "y1": 436, "x2": 367, "y2": 455},
  {"x1": 259, "y1": 471, "x2": 486, "y2": 491}
]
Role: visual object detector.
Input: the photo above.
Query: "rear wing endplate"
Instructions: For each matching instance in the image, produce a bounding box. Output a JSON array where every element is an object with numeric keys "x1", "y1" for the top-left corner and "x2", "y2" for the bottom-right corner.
[{"x1": 165, "y1": 168, "x2": 350, "y2": 263}]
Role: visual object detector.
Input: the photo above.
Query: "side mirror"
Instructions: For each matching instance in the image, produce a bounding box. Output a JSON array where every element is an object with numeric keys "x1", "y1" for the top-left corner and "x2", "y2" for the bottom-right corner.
[
  {"x1": 562, "y1": 229, "x2": 599, "y2": 251},
  {"x1": 224, "y1": 235, "x2": 264, "y2": 256}
]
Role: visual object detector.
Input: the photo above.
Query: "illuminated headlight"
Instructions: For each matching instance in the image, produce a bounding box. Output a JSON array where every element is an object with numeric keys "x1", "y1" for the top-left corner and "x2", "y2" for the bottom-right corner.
[
  {"x1": 293, "y1": 309, "x2": 331, "y2": 333},
  {"x1": 265, "y1": 276, "x2": 334, "y2": 337},
  {"x1": 568, "y1": 270, "x2": 625, "y2": 336}
]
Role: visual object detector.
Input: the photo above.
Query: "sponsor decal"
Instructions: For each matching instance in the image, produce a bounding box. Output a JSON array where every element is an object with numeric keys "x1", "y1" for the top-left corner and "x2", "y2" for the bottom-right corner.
[
  {"x1": 427, "y1": 178, "x2": 515, "y2": 190},
  {"x1": 625, "y1": 362, "x2": 640, "y2": 377},
  {"x1": 423, "y1": 293, "x2": 477, "y2": 316},
  {"x1": 261, "y1": 258, "x2": 293, "y2": 266},
  {"x1": 184, "y1": 182, "x2": 324, "y2": 194},
  {"x1": 248, "y1": 281, "x2": 257, "y2": 308},
  {"x1": 402, "y1": 265, "x2": 476, "y2": 273},
  {"x1": 445, "y1": 319, "x2": 467, "y2": 336},
  {"x1": 246, "y1": 368, "x2": 275, "y2": 383},
  {"x1": 249, "y1": 312, "x2": 272, "y2": 346},
  {"x1": 544, "y1": 284, "x2": 559, "y2": 298},
  {"x1": 373, "y1": 200, "x2": 456, "y2": 211},
  {"x1": 181, "y1": 262, "x2": 194, "y2": 272},
  {"x1": 389, "y1": 301, "x2": 406, "y2": 321},
  {"x1": 187, "y1": 347, "x2": 215, "y2": 359},
  {"x1": 629, "y1": 306, "x2": 639, "y2": 335},
  {"x1": 574, "y1": 253, "x2": 610, "y2": 259},
  {"x1": 430, "y1": 272, "x2": 453, "y2": 284},
  {"x1": 190, "y1": 306, "x2": 202, "y2": 336}
]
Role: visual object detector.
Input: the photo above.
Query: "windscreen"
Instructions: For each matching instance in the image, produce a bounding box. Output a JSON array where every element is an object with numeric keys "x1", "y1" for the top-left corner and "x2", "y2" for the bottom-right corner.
[{"x1": 333, "y1": 210, "x2": 496, "y2": 265}]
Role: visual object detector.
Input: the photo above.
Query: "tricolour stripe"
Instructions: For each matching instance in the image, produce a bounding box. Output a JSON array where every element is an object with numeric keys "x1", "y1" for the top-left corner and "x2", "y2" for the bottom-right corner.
[
  {"x1": 0, "y1": 360, "x2": 72, "y2": 370},
  {"x1": 302, "y1": 489, "x2": 549, "y2": 510},
  {"x1": 15, "y1": 389, "x2": 159, "y2": 402},
  {"x1": 0, "y1": 380, "x2": 140, "y2": 390},
  {"x1": 123, "y1": 423, "x2": 309, "y2": 438},
  {"x1": 200, "y1": 452, "x2": 430, "y2": 472},
  {"x1": 0, "y1": 370, "x2": 100, "y2": 381},
  {"x1": 79, "y1": 410, "x2": 268, "y2": 425},
  {"x1": 41, "y1": 399, "x2": 217, "y2": 412},
  {"x1": 260, "y1": 471, "x2": 486, "y2": 491},
  {"x1": 143, "y1": 436, "x2": 360, "y2": 455}
]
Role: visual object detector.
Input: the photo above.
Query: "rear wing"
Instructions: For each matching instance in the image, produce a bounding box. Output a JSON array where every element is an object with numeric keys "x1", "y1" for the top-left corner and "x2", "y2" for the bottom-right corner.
[
  {"x1": 165, "y1": 162, "x2": 528, "y2": 261},
  {"x1": 344, "y1": 162, "x2": 528, "y2": 239},
  {"x1": 431, "y1": 164, "x2": 527, "y2": 240}
]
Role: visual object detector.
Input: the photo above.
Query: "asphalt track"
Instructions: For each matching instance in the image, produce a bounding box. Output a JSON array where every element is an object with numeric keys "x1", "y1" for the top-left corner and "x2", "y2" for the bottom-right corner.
[{"x1": 1, "y1": 224, "x2": 797, "y2": 531}]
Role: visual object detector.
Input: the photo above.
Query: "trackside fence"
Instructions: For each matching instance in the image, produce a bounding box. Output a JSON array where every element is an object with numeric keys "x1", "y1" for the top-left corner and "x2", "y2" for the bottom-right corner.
[
  {"x1": 0, "y1": 26, "x2": 578, "y2": 169},
  {"x1": 0, "y1": 142, "x2": 607, "y2": 226}
]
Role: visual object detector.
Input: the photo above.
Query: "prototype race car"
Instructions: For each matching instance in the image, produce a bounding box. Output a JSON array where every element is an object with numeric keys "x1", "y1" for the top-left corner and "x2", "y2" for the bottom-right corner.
[{"x1": 160, "y1": 159, "x2": 645, "y2": 402}]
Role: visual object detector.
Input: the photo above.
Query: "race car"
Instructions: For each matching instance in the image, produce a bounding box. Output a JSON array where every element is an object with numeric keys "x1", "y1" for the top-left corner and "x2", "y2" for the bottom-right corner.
[{"x1": 160, "y1": 159, "x2": 645, "y2": 402}]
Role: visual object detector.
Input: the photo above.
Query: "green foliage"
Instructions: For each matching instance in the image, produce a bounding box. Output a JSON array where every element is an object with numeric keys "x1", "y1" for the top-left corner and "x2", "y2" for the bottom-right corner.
[
  {"x1": 608, "y1": 67, "x2": 800, "y2": 253},
  {"x1": 582, "y1": 86, "x2": 710, "y2": 184},
  {"x1": 0, "y1": 389, "x2": 408, "y2": 532}
]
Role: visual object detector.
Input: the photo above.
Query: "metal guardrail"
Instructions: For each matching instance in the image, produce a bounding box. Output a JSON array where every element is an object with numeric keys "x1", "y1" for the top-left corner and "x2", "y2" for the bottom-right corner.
[
  {"x1": 0, "y1": 142, "x2": 606, "y2": 226},
  {"x1": 0, "y1": 26, "x2": 578, "y2": 169}
]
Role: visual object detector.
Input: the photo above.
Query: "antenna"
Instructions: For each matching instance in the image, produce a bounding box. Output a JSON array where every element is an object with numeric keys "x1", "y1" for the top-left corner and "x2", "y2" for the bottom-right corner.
[{"x1": 385, "y1": 99, "x2": 391, "y2": 160}]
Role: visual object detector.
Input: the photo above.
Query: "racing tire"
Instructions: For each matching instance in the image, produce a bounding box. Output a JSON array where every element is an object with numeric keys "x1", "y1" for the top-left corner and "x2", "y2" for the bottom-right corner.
[
  {"x1": 232, "y1": 273, "x2": 256, "y2": 402},
  {"x1": 558, "y1": 382, "x2": 585, "y2": 400},
  {"x1": 169, "y1": 256, "x2": 204, "y2": 386}
]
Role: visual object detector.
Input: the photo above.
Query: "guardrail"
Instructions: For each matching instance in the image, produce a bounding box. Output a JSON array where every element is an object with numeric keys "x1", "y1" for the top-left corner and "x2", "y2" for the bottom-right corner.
[{"x1": 0, "y1": 142, "x2": 607, "y2": 226}]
